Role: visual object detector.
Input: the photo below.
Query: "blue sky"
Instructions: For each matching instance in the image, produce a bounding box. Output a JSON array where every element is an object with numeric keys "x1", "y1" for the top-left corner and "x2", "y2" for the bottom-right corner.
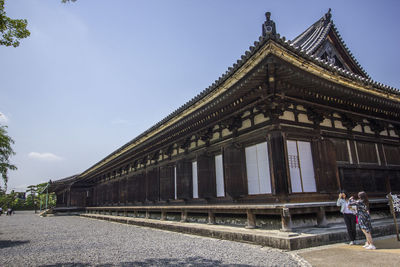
[{"x1": 1, "y1": 0, "x2": 399, "y2": 192}]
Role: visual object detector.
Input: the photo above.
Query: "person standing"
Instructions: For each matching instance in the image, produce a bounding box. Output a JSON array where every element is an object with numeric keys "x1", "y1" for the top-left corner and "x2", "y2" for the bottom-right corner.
[
  {"x1": 337, "y1": 191, "x2": 357, "y2": 245},
  {"x1": 350, "y1": 191, "x2": 375, "y2": 250}
]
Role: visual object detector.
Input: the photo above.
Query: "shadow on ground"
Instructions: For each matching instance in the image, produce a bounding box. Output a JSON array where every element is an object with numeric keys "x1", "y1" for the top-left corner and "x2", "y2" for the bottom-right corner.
[
  {"x1": 38, "y1": 257, "x2": 254, "y2": 267},
  {"x1": 0, "y1": 240, "x2": 30, "y2": 249},
  {"x1": 373, "y1": 237, "x2": 400, "y2": 249}
]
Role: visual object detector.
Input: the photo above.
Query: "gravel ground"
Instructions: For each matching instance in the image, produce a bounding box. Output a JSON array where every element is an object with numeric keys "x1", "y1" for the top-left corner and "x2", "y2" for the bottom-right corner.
[{"x1": 0, "y1": 211, "x2": 300, "y2": 266}]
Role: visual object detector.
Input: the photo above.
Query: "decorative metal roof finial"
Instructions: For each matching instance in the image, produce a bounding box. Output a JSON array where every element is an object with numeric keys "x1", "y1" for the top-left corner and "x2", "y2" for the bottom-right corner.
[
  {"x1": 262, "y1": 11, "x2": 276, "y2": 37},
  {"x1": 325, "y1": 8, "x2": 332, "y2": 21},
  {"x1": 266, "y1": 11, "x2": 271, "y2": 21}
]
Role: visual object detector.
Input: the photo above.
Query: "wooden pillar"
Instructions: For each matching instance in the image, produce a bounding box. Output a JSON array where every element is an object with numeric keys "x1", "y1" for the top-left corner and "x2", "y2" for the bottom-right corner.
[
  {"x1": 207, "y1": 211, "x2": 216, "y2": 225},
  {"x1": 160, "y1": 165, "x2": 174, "y2": 201},
  {"x1": 67, "y1": 188, "x2": 72, "y2": 207},
  {"x1": 198, "y1": 154, "x2": 216, "y2": 199},
  {"x1": 223, "y1": 143, "x2": 246, "y2": 199},
  {"x1": 160, "y1": 210, "x2": 167, "y2": 220},
  {"x1": 180, "y1": 210, "x2": 188, "y2": 222},
  {"x1": 127, "y1": 175, "x2": 135, "y2": 204},
  {"x1": 119, "y1": 178, "x2": 125, "y2": 205},
  {"x1": 313, "y1": 139, "x2": 340, "y2": 193},
  {"x1": 246, "y1": 210, "x2": 256, "y2": 229},
  {"x1": 133, "y1": 173, "x2": 146, "y2": 203},
  {"x1": 280, "y1": 207, "x2": 292, "y2": 232},
  {"x1": 146, "y1": 168, "x2": 160, "y2": 202},
  {"x1": 145, "y1": 210, "x2": 150, "y2": 219},
  {"x1": 316, "y1": 207, "x2": 328, "y2": 227},
  {"x1": 176, "y1": 160, "x2": 192, "y2": 200},
  {"x1": 268, "y1": 131, "x2": 289, "y2": 195},
  {"x1": 113, "y1": 180, "x2": 120, "y2": 205},
  {"x1": 123, "y1": 209, "x2": 127, "y2": 217}
]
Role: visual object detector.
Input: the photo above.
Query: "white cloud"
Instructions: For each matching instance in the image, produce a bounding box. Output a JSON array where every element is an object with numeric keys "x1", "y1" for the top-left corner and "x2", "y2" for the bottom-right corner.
[
  {"x1": 28, "y1": 152, "x2": 63, "y2": 161},
  {"x1": 0, "y1": 112, "x2": 9, "y2": 124}
]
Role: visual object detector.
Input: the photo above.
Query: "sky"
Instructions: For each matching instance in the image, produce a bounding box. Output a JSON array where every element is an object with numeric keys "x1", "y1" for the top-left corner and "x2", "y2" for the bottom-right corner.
[{"x1": 1, "y1": 0, "x2": 399, "y2": 192}]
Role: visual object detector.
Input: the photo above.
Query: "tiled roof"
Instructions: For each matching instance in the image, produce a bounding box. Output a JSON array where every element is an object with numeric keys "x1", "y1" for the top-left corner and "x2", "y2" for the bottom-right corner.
[
  {"x1": 77, "y1": 10, "x2": 400, "y2": 179},
  {"x1": 50, "y1": 174, "x2": 79, "y2": 185},
  {"x1": 291, "y1": 9, "x2": 369, "y2": 78},
  {"x1": 292, "y1": 11, "x2": 333, "y2": 54}
]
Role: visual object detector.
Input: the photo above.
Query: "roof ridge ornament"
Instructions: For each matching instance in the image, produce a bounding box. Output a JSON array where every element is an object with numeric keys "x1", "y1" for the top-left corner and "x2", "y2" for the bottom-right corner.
[
  {"x1": 324, "y1": 8, "x2": 332, "y2": 21},
  {"x1": 262, "y1": 11, "x2": 276, "y2": 38}
]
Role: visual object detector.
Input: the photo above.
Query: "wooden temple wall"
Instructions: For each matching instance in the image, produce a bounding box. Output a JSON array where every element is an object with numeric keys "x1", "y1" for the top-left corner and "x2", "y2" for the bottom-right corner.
[
  {"x1": 67, "y1": 103, "x2": 400, "y2": 207},
  {"x1": 56, "y1": 191, "x2": 67, "y2": 207}
]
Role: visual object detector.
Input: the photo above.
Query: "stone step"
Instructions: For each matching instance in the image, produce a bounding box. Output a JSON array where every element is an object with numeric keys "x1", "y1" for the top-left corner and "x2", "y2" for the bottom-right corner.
[{"x1": 80, "y1": 213, "x2": 399, "y2": 250}]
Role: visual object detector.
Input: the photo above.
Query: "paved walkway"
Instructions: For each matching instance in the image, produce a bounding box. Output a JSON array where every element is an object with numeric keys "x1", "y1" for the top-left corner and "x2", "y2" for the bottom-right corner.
[{"x1": 296, "y1": 235, "x2": 400, "y2": 267}]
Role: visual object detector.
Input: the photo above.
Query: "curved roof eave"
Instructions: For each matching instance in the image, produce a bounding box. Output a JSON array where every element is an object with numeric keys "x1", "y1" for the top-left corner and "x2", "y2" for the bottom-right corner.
[{"x1": 70, "y1": 11, "x2": 400, "y2": 180}]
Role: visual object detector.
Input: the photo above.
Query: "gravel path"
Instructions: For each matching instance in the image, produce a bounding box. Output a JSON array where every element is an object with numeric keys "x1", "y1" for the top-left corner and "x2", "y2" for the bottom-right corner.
[{"x1": 0, "y1": 211, "x2": 300, "y2": 266}]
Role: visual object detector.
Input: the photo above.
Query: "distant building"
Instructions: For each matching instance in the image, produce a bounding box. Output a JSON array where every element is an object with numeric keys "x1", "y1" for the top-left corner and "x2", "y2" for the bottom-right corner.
[{"x1": 49, "y1": 10, "x2": 400, "y2": 229}]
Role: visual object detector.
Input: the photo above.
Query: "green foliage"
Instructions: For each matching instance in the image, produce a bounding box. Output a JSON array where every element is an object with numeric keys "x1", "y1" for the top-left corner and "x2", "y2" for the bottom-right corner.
[
  {"x1": 0, "y1": 0, "x2": 30, "y2": 47},
  {"x1": 36, "y1": 182, "x2": 56, "y2": 208},
  {"x1": 0, "y1": 125, "x2": 17, "y2": 189},
  {"x1": 0, "y1": 190, "x2": 17, "y2": 210},
  {"x1": 0, "y1": 182, "x2": 56, "y2": 211},
  {"x1": 24, "y1": 192, "x2": 36, "y2": 208}
]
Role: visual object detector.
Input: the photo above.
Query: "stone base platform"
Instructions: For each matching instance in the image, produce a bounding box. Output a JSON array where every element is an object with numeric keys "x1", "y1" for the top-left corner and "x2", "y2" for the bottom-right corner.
[{"x1": 80, "y1": 213, "x2": 399, "y2": 250}]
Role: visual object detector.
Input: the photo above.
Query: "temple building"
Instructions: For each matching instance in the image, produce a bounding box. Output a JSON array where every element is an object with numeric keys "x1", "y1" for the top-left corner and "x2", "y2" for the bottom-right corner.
[{"x1": 49, "y1": 10, "x2": 400, "y2": 229}]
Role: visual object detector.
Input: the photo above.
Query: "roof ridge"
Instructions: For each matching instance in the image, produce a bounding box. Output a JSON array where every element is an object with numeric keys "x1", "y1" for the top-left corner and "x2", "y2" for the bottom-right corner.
[
  {"x1": 273, "y1": 33, "x2": 399, "y2": 95},
  {"x1": 329, "y1": 22, "x2": 370, "y2": 78}
]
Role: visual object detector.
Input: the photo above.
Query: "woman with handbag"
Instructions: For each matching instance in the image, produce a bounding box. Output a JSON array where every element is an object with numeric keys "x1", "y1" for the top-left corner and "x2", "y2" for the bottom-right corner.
[{"x1": 349, "y1": 191, "x2": 375, "y2": 250}]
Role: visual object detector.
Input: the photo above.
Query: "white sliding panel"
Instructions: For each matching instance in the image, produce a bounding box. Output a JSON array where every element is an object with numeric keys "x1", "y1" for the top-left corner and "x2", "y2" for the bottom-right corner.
[
  {"x1": 215, "y1": 154, "x2": 225, "y2": 197},
  {"x1": 174, "y1": 166, "x2": 177, "y2": 199},
  {"x1": 245, "y1": 144, "x2": 259, "y2": 194},
  {"x1": 297, "y1": 141, "x2": 316, "y2": 192},
  {"x1": 257, "y1": 142, "x2": 272, "y2": 194},
  {"x1": 287, "y1": 140, "x2": 302, "y2": 193},
  {"x1": 245, "y1": 142, "x2": 271, "y2": 195},
  {"x1": 192, "y1": 161, "x2": 198, "y2": 198}
]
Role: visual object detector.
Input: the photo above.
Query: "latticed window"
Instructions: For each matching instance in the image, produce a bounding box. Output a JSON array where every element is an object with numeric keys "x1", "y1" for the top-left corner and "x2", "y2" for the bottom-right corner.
[{"x1": 287, "y1": 140, "x2": 316, "y2": 193}]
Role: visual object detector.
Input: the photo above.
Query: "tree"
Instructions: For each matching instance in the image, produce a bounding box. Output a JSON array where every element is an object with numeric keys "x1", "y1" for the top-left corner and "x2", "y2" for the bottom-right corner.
[
  {"x1": 27, "y1": 185, "x2": 38, "y2": 213},
  {"x1": 0, "y1": 125, "x2": 17, "y2": 190},
  {"x1": 0, "y1": 189, "x2": 16, "y2": 210},
  {"x1": 0, "y1": 0, "x2": 30, "y2": 47},
  {"x1": 36, "y1": 182, "x2": 56, "y2": 210}
]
